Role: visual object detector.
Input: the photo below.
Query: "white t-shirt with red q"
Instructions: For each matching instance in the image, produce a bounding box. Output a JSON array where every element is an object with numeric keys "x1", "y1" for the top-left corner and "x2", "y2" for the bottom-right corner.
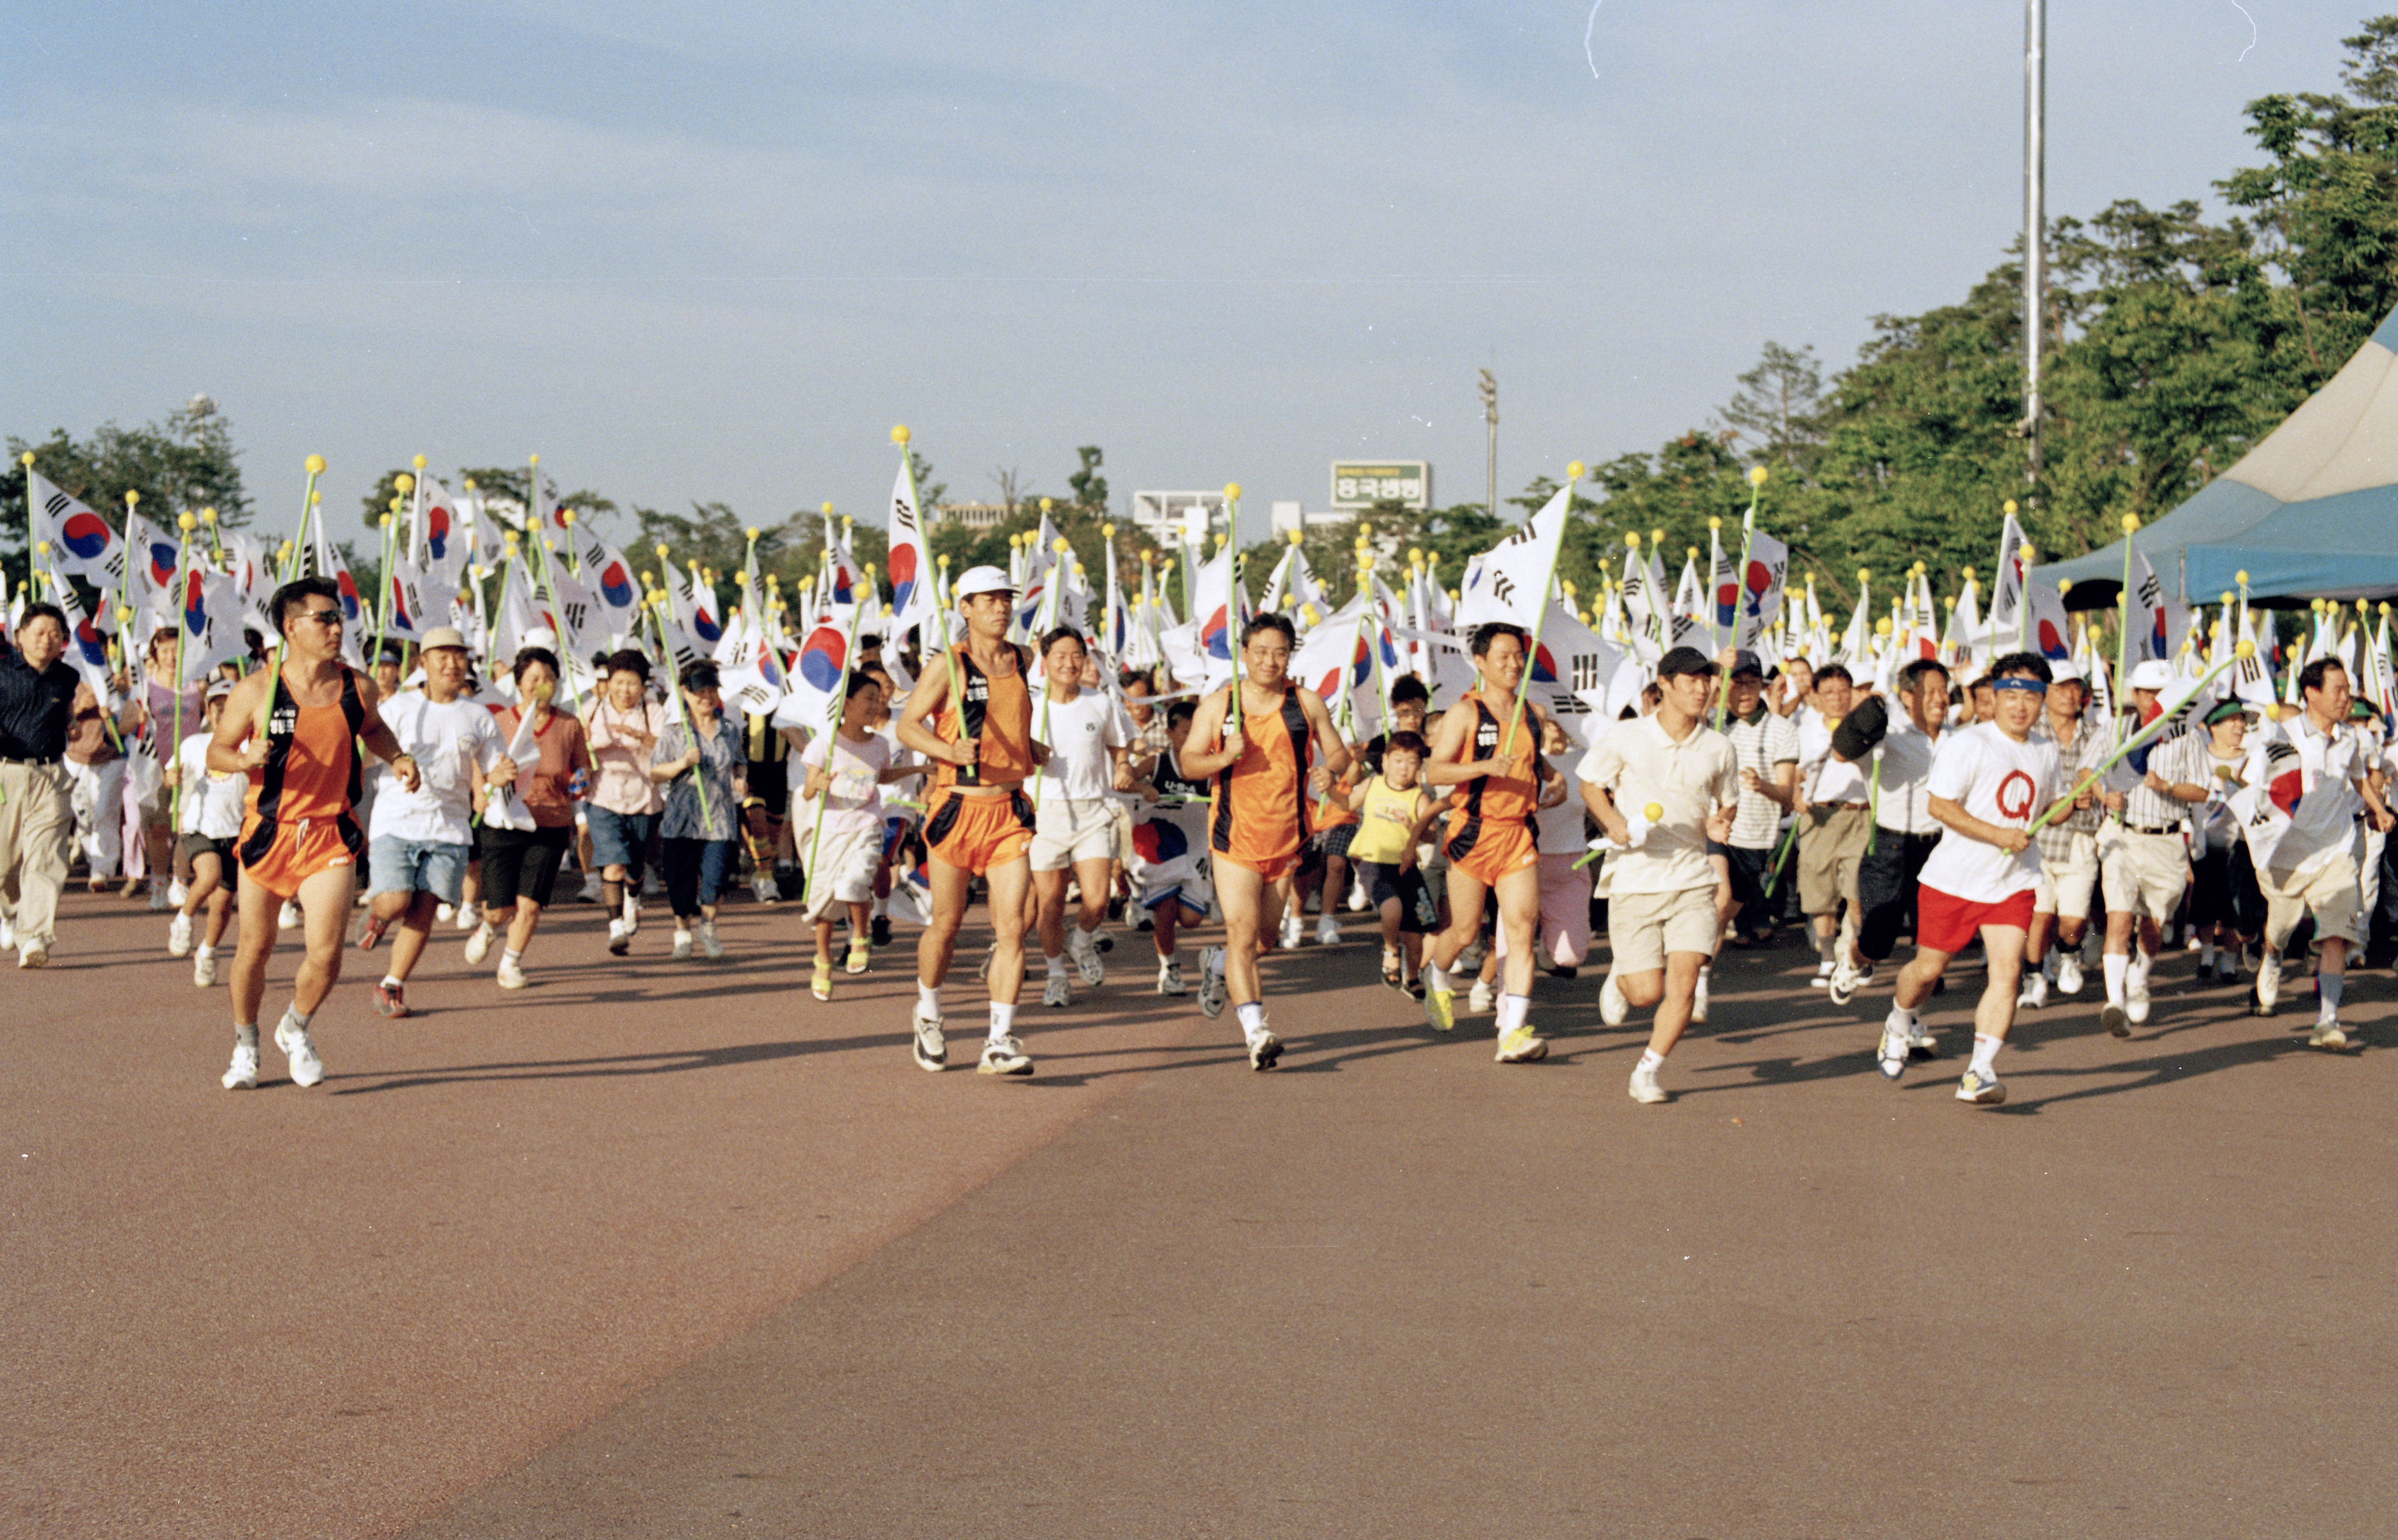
[{"x1": 1915, "y1": 722, "x2": 2061, "y2": 903}]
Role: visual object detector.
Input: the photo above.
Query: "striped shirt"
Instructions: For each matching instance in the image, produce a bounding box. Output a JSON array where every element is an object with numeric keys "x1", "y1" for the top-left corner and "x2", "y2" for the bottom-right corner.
[
  {"x1": 2114, "y1": 725, "x2": 2204, "y2": 832},
  {"x1": 1722, "y1": 707, "x2": 1799, "y2": 850},
  {"x1": 2034, "y1": 712, "x2": 2113, "y2": 865}
]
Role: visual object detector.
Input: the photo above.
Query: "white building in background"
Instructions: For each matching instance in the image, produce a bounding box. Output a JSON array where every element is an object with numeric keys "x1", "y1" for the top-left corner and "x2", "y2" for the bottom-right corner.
[
  {"x1": 1270, "y1": 501, "x2": 1353, "y2": 536},
  {"x1": 1128, "y1": 490, "x2": 1227, "y2": 544}
]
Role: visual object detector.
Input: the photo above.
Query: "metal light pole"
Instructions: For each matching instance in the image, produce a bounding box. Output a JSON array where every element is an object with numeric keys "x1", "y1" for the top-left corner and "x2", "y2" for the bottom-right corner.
[
  {"x1": 2022, "y1": 0, "x2": 2046, "y2": 485},
  {"x1": 1479, "y1": 368, "x2": 1498, "y2": 519}
]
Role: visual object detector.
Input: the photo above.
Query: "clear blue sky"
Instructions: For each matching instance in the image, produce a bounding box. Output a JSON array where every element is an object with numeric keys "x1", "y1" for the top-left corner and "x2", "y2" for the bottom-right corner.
[{"x1": 0, "y1": 1, "x2": 2368, "y2": 545}]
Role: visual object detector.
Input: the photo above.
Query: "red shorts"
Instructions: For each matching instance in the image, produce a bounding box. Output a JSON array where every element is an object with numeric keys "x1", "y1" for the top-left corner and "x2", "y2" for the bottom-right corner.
[
  {"x1": 1217, "y1": 852, "x2": 1301, "y2": 884},
  {"x1": 1915, "y1": 884, "x2": 2035, "y2": 953},
  {"x1": 924, "y1": 788, "x2": 1034, "y2": 876},
  {"x1": 238, "y1": 814, "x2": 361, "y2": 900}
]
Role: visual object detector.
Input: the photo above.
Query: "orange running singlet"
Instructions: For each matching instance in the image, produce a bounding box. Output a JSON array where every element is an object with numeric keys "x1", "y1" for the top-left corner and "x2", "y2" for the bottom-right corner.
[
  {"x1": 1209, "y1": 685, "x2": 1313, "y2": 877},
  {"x1": 1442, "y1": 690, "x2": 1542, "y2": 885},
  {"x1": 238, "y1": 666, "x2": 367, "y2": 894},
  {"x1": 935, "y1": 643, "x2": 1035, "y2": 791}
]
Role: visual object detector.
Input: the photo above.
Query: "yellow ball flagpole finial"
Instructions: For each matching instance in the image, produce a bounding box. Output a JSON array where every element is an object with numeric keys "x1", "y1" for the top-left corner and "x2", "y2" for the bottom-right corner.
[
  {"x1": 1876, "y1": 616, "x2": 1892, "y2": 636},
  {"x1": 201, "y1": 507, "x2": 217, "y2": 525},
  {"x1": 463, "y1": 478, "x2": 476, "y2": 491},
  {"x1": 394, "y1": 473, "x2": 414, "y2": 496},
  {"x1": 1285, "y1": 528, "x2": 1301, "y2": 546},
  {"x1": 1103, "y1": 521, "x2": 1117, "y2": 538},
  {"x1": 34, "y1": 540, "x2": 48, "y2": 556},
  {"x1": 2018, "y1": 542, "x2": 2034, "y2": 563},
  {"x1": 2235, "y1": 569, "x2": 2249, "y2": 586},
  {"x1": 560, "y1": 508, "x2": 577, "y2": 527},
  {"x1": 1857, "y1": 568, "x2": 1870, "y2": 584},
  {"x1": 1566, "y1": 461, "x2": 1585, "y2": 482},
  {"x1": 310, "y1": 490, "x2": 321, "y2": 506},
  {"x1": 2219, "y1": 591, "x2": 2235, "y2": 607},
  {"x1": 2121, "y1": 513, "x2": 2141, "y2": 534},
  {"x1": 891, "y1": 424, "x2": 911, "y2": 446},
  {"x1": 1223, "y1": 483, "x2": 1242, "y2": 503},
  {"x1": 276, "y1": 541, "x2": 292, "y2": 560},
  {"x1": 17, "y1": 451, "x2": 32, "y2": 468},
  {"x1": 379, "y1": 513, "x2": 394, "y2": 530},
  {"x1": 1040, "y1": 497, "x2": 1054, "y2": 514},
  {"x1": 1214, "y1": 532, "x2": 1228, "y2": 549},
  {"x1": 116, "y1": 605, "x2": 134, "y2": 624},
  {"x1": 2235, "y1": 639, "x2": 2256, "y2": 659},
  {"x1": 1964, "y1": 566, "x2": 1976, "y2": 581},
  {"x1": 1750, "y1": 466, "x2": 1768, "y2": 486},
  {"x1": 177, "y1": 511, "x2": 197, "y2": 533},
  {"x1": 412, "y1": 454, "x2": 427, "y2": 471},
  {"x1": 1625, "y1": 531, "x2": 1641, "y2": 550},
  {"x1": 1053, "y1": 537, "x2": 1071, "y2": 555},
  {"x1": 124, "y1": 490, "x2": 140, "y2": 508},
  {"x1": 2003, "y1": 499, "x2": 2017, "y2": 516},
  {"x1": 1687, "y1": 545, "x2": 1700, "y2": 561},
  {"x1": 937, "y1": 553, "x2": 951, "y2": 567},
  {"x1": 653, "y1": 543, "x2": 670, "y2": 560},
  {"x1": 1708, "y1": 515, "x2": 1722, "y2": 531},
  {"x1": 744, "y1": 526, "x2": 760, "y2": 541},
  {"x1": 1409, "y1": 547, "x2": 1423, "y2": 565},
  {"x1": 820, "y1": 502, "x2": 834, "y2": 518},
  {"x1": 2058, "y1": 579, "x2": 2073, "y2": 598},
  {"x1": 1650, "y1": 528, "x2": 1665, "y2": 548},
  {"x1": 528, "y1": 453, "x2": 540, "y2": 467},
  {"x1": 305, "y1": 455, "x2": 326, "y2": 476}
]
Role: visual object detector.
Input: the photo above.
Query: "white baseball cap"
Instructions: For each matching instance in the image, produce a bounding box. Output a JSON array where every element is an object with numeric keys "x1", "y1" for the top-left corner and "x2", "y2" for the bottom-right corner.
[
  {"x1": 2129, "y1": 659, "x2": 2176, "y2": 692},
  {"x1": 953, "y1": 565, "x2": 1016, "y2": 600},
  {"x1": 2049, "y1": 659, "x2": 2084, "y2": 684}
]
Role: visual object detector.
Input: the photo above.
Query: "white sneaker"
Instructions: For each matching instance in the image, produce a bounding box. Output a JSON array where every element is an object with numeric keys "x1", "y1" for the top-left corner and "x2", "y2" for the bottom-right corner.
[
  {"x1": 2256, "y1": 953, "x2": 2283, "y2": 1012},
  {"x1": 1197, "y1": 946, "x2": 1228, "y2": 1019},
  {"x1": 168, "y1": 910, "x2": 194, "y2": 957},
  {"x1": 1877, "y1": 1013, "x2": 1911, "y2": 1080},
  {"x1": 1315, "y1": 914, "x2": 1340, "y2": 946},
  {"x1": 1628, "y1": 1059, "x2": 1668, "y2": 1104},
  {"x1": 2310, "y1": 1019, "x2": 2348, "y2": 1050},
  {"x1": 1245, "y1": 1023, "x2": 1284, "y2": 1071},
  {"x1": 193, "y1": 949, "x2": 218, "y2": 988},
  {"x1": 17, "y1": 945, "x2": 47, "y2": 970},
  {"x1": 911, "y1": 1009, "x2": 948, "y2": 1071},
  {"x1": 622, "y1": 894, "x2": 641, "y2": 935},
  {"x1": 1691, "y1": 967, "x2": 1711, "y2": 1024},
  {"x1": 977, "y1": 1034, "x2": 1034, "y2": 1075},
  {"x1": 1346, "y1": 881, "x2": 1369, "y2": 913},
  {"x1": 455, "y1": 903, "x2": 477, "y2": 931},
  {"x1": 1468, "y1": 979, "x2": 1496, "y2": 1014},
  {"x1": 1156, "y1": 958, "x2": 1187, "y2": 995},
  {"x1": 167, "y1": 878, "x2": 188, "y2": 907},
  {"x1": 435, "y1": 902, "x2": 454, "y2": 923},
  {"x1": 1043, "y1": 971, "x2": 1071, "y2": 1008},
  {"x1": 607, "y1": 918, "x2": 630, "y2": 956},
  {"x1": 1827, "y1": 953, "x2": 1864, "y2": 1006},
  {"x1": 2099, "y1": 999, "x2": 2131, "y2": 1039},
  {"x1": 496, "y1": 955, "x2": 528, "y2": 989},
  {"x1": 2126, "y1": 974, "x2": 2152, "y2": 1026},
  {"x1": 672, "y1": 929, "x2": 694, "y2": 960},
  {"x1": 1494, "y1": 1024, "x2": 1547, "y2": 1063},
  {"x1": 462, "y1": 922, "x2": 494, "y2": 966},
  {"x1": 1906, "y1": 1019, "x2": 1937, "y2": 1056},
  {"x1": 2017, "y1": 971, "x2": 2049, "y2": 1010},
  {"x1": 274, "y1": 1015, "x2": 323, "y2": 1088},
  {"x1": 1599, "y1": 971, "x2": 1630, "y2": 1027},
  {"x1": 1811, "y1": 957, "x2": 1834, "y2": 988},
  {"x1": 221, "y1": 1041, "x2": 259, "y2": 1091},
  {"x1": 277, "y1": 900, "x2": 301, "y2": 930},
  {"x1": 1278, "y1": 912, "x2": 1303, "y2": 950},
  {"x1": 2055, "y1": 954, "x2": 2085, "y2": 995},
  {"x1": 697, "y1": 919, "x2": 723, "y2": 960},
  {"x1": 752, "y1": 874, "x2": 779, "y2": 904},
  {"x1": 1067, "y1": 927, "x2": 1105, "y2": 985}
]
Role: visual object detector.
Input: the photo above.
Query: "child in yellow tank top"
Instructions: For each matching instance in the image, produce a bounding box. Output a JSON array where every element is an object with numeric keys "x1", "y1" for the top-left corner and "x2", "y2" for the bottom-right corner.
[{"x1": 1342, "y1": 731, "x2": 1443, "y2": 989}]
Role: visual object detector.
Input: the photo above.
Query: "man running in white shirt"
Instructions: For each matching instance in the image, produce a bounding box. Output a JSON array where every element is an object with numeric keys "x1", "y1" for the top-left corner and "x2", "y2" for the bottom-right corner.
[
  {"x1": 1028, "y1": 626, "x2": 1135, "y2": 1007},
  {"x1": 2092, "y1": 658, "x2": 2207, "y2": 1037},
  {"x1": 1881, "y1": 651, "x2": 2088, "y2": 1106},
  {"x1": 1576, "y1": 646, "x2": 1740, "y2": 1105},
  {"x1": 1828, "y1": 658, "x2": 1947, "y2": 1017}
]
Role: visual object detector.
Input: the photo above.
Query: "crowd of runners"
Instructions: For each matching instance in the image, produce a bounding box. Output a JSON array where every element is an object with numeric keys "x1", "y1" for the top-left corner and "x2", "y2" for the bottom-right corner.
[{"x1": 2, "y1": 565, "x2": 2392, "y2": 1109}]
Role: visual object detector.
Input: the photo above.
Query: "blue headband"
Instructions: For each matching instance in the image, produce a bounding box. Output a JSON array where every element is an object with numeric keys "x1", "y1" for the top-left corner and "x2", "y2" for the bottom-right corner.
[{"x1": 1991, "y1": 677, "x2": 2048, "y2": 694}]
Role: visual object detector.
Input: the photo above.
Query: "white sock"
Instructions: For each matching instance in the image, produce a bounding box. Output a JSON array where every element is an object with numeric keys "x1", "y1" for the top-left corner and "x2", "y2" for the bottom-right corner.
[
  {"x1": 2319, "y1": 973, "x2": 2344, "y2": 1022},
  {"x1": 501, "y1": 947, "x2": 522, "y2": 967},
  {"x1": 2103, "y1": 952, "x2": 2129, "y2": 1004},
  {"x1": 1496, "y1": 994, "x2": 1530, "y2": 1033},
  {"x1": 2129, "y1": 948, "x2": 2155, "y2": 989},
  {"x1": 195, "y1": 943, "x2": 214, "y2": 959},
  {"x1": 1235, "y1": 1001, "x2": 1266, "y2": 1035},
  {"x1": 1156, "y1": 945, "x2": 1176, "y2": 965},
  {"x1": 234, "y1": 1020, "x2": 259, "y2": 1048},
  {"x1": 988, "y1": 1001, "x2": 1016, "y2": 1040},
  {"x1": 1892, "y1": 1003, "x2": 1918, "y2": 1027},
  {"x1": 381, "y1": 974, "x2": 402, "y2": 989},
  {"x1": 2200, "y1": 941, "x2": 2216, "y2": 968},
  {"x1": 872, "y1": 893, "x2": 889, "y2": 918},
  {"x1": 1970, "y1": 1033, "x2": 2003, "y2": 1075},
  {"x1": 283, "y1": 1005, "x2": 311, "y2": 1031},
  {"x1": 1637, "y1": 1048, "x2": 1665, "y2": 1072},
  {"x1": 916, "y1": 981, "x2": 940, "y2": 1017},
  {"x1": 1075, "y1": 923, "x2": 1100, "y2": 948},
  {"x1": 1047, "y1": 954, "x2": 1067, "y2": 978},
  {"x1": 1427, "y1": 960, "x2": 1452, "y2": 992}
]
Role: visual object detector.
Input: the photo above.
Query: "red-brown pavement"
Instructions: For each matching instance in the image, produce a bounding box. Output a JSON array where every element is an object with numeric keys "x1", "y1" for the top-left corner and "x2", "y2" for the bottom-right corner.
[{"x1": 6, "y1": 889, "x2": 2392, "y2": 1538}]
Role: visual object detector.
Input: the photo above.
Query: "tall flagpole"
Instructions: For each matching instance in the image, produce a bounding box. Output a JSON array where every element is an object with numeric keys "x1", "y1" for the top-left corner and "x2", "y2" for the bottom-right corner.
[{"x1": 2023, "y1": 0, "x2": 2047, "y2": 486}]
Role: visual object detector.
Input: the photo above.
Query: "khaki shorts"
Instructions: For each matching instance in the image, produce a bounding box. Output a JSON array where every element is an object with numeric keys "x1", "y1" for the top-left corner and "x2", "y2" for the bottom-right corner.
[
  {"x1": 1608, "y1": 884, "x2": 1719, "y2": 974},
  {"x1": 1798, "y1": 804, "x2": 1870, "y2": 917},
  {"x1": 2259, "y1": 851, "x2": 2365, "y2": 951},
  {"x1": 1030, "y1": 796, "x2": 1117, "y2": 872},
  {"x1": 2033, "y1": 828, "x2": 2099, "y2": 920},
  {"x1": 2099, "y1": 825, "x2": 2190, "y2": 923}
]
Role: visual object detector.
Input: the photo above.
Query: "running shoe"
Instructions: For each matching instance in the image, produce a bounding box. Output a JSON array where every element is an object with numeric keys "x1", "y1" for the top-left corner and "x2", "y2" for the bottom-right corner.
[
  {"x1": 1246, "y1": 1025, "x2": 1283, "y2": 1071},
  {"x1": 374, "y1": 980, "x2": 409, "y2": 1018},
  {"x1": 2017, "y1": 971, "x2": 2049, "y2": 1011},
  {"x1": 1599, "y1": 970, "x2": 1630, "y2": 1027},
  {"x1": 167, "y1": 878, "x2": 187, "y2": 907},
  {"x1": 846, "y1": 938, "x2": 872, "y2": 975},
  {"x1": 622, "y1": 894, "x2": 642, "y2": 935},
  {"x1": 455, "y1": 903, "x2": 477, "y2": 931},
  {"x1": 2309, "y1": 1020, "x2": 2348, "y2": 1050},
  {"x1": 1494, "y1": 1025, "x2": 1547, "y2": 1063},
  {"x1": 1346, "y1": 881, "x2": 1369, "y2": 913},
  {"x1": 608, "y1": 919, "x2": 630, "y2": 957},
  {"x1": 1877, "y1": 1013, "x2": 1911, "y2": 1081},
  {"x1": 2126, "y1": 975, "x2": 2152, "y2": 1026},
  {"x1": 278, "y1": 900, "x2": 302, "y2": 930},
  {"x1": 2099, "y1": 1001, "x2": 2131, "y2": 1039},
  {"x1": 2253, "y1": 953, "x2": 2281, "y2": 1015},
  {"x1": 17, "y1": 945, "x2": 46, "y2": 970},
  {"x1": 977, "y1": 1034, "x2": 1034, "y2": 1076},
  {"x1": 1827, "y1": 952, "x2": 1863, "y2": 1006},
  {"x1": 1197, "y1": 947, "x2": 1228, "y2": 1019},
  {"x1": 1278, "y1": 912, "x2": 1303, "y2": 950},
  {"x1": 1810, "y1": 957, "x2": 1834, "y2": 988},
  {"x1": 1381, "y1": 947, "x2": 1403, "y2": 989},
  {"x1": 274, "y1": 1015, "x2": 324, "y2": 1088},
  {"x1": 1156, "y1": 959, "x2": 1187, "y2": 996},
  {"x1": 357, "y1": 912, "x2": 389, "y2": 952},
  {"x1": 192, "y1": 950, "x2": 217, "y2": 988},
  {"x1": 911, "y1": 1010, "x2": 947, "y2": 1071},
  {"x1": 811, "y1": 960, "x2": 833, "y2": 1001},
  {"x1": 1314, "y1": 914, "x2": 1340, "y2": 946},
  {"x1": 1906, "y1": 1020, "x2": 1937, "y2": 1058},
  {"x1": 2218, "y1": 956, "x2": 2243, "y2": 987},
  {"x1": 871, "y1": 915, "x2": 892, "y2": 946},
  {"x1": 435, "y1": 902, "x2": 454, "y2": 924},
  {"x1": 221, "y1": 1041, "x2": 259, "y2": 1091},
  {"x1": 1468, "y1": 979, "x2": 1496, "y2": 1015},
  {"x1": 462, "y1": 922, "x2": 494, "y2": 966},
  {"x1": 1043, "y1": 973, "x2": 1071, "y2": 1008},
  {"x1": 168, "y1": 910, "x2": 194, "y2": 957},
  {"x1": 2055, "y1": 954, "x2": 2085, "y2": 995},
  {"x1": 697, "y1": 919, "x2": 724, "y2": 960},
  {"x1": 671, "y1": 929, "x2": 694, "y2": 961},
  {"x1": 1067, "y1": 928, "x2": 1104, "y2": 985},
  {"x1": 496, "y1": 956, "x2": 528, "y2": 990},
  {"x1": 1418, "y1": 962, "x2": 1455, "y2": 1032},
  {"x1": 2193, "y1": 960, "x2": 2215, "y2": 985},
  {"x1": 1627, "y1": 1060, "x2": 1668, "y2": 1104},
  {"x1": 1955, "y1": 1068, "x2": 2006, "y2": 1106}
]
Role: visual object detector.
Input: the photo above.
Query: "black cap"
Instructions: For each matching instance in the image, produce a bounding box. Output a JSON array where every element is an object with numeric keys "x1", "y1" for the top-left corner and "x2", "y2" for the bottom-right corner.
[
  {"x1": 1657, "y1": 645, "x2": 1719, "y2": 680},
  {"x1": 1728, "y1": 649, "x2": 1763, "y2": 679}
]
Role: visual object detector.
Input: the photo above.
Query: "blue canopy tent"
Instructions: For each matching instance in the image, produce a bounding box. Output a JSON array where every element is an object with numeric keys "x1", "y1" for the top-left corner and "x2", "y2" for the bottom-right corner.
[{"x1": 2038, "y1": 305, "x2": 2398, "y2": 607}]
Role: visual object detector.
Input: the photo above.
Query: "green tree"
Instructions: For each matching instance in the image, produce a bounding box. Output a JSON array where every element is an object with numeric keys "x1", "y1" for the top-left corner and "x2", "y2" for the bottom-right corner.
[
  {"x1": 1066, "y1": 445, "x2": 1109, "y2": 514},
  {"x1": 3, "y1": 399, "x2": 252, "y2": 584}
]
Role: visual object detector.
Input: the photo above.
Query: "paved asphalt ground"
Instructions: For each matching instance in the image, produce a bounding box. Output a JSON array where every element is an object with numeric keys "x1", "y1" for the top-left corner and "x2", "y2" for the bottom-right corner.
[{"x1": 6, "y1": 888, "x2": 2392, "y2": 1538}]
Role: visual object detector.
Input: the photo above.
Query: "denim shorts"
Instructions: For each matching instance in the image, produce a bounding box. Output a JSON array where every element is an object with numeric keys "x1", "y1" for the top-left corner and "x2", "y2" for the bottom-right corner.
[
  {"x1": 587, "y1": 806, "x2": 658, "y2": 871},
  {"x1": 368, "y1": 835, "x2": 470, "y2": 904}
]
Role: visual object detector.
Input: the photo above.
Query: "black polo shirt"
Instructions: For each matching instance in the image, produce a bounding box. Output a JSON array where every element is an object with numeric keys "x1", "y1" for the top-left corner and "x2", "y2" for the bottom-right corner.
[{"x1": 0, "y1": 649, "x2": 82, "y2": 761}]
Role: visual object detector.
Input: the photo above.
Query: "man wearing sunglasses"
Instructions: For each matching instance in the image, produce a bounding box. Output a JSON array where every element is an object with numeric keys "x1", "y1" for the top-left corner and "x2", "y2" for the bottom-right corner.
[{"x1": 206, "y1": 576, "x2": 418, "y2": 1092}]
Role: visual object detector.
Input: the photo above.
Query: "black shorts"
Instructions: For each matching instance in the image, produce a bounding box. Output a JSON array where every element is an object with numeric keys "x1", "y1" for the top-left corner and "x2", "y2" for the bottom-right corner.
[
  {"x1": 1355, "y1": 859, "x2": 1438, "y2": 934},
  {"x1": 1319, "y1": 823, "x2": 1358, "y2": 859},
  {"x1": 482, "y1": 824, "x2": 574, "y2": 908},
  {"x1": 179, "y1": 832, "x2": 235, "y2": 867},
  {"x1": 747, "y1": 757, "x2": 788, "y2": 816}
]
